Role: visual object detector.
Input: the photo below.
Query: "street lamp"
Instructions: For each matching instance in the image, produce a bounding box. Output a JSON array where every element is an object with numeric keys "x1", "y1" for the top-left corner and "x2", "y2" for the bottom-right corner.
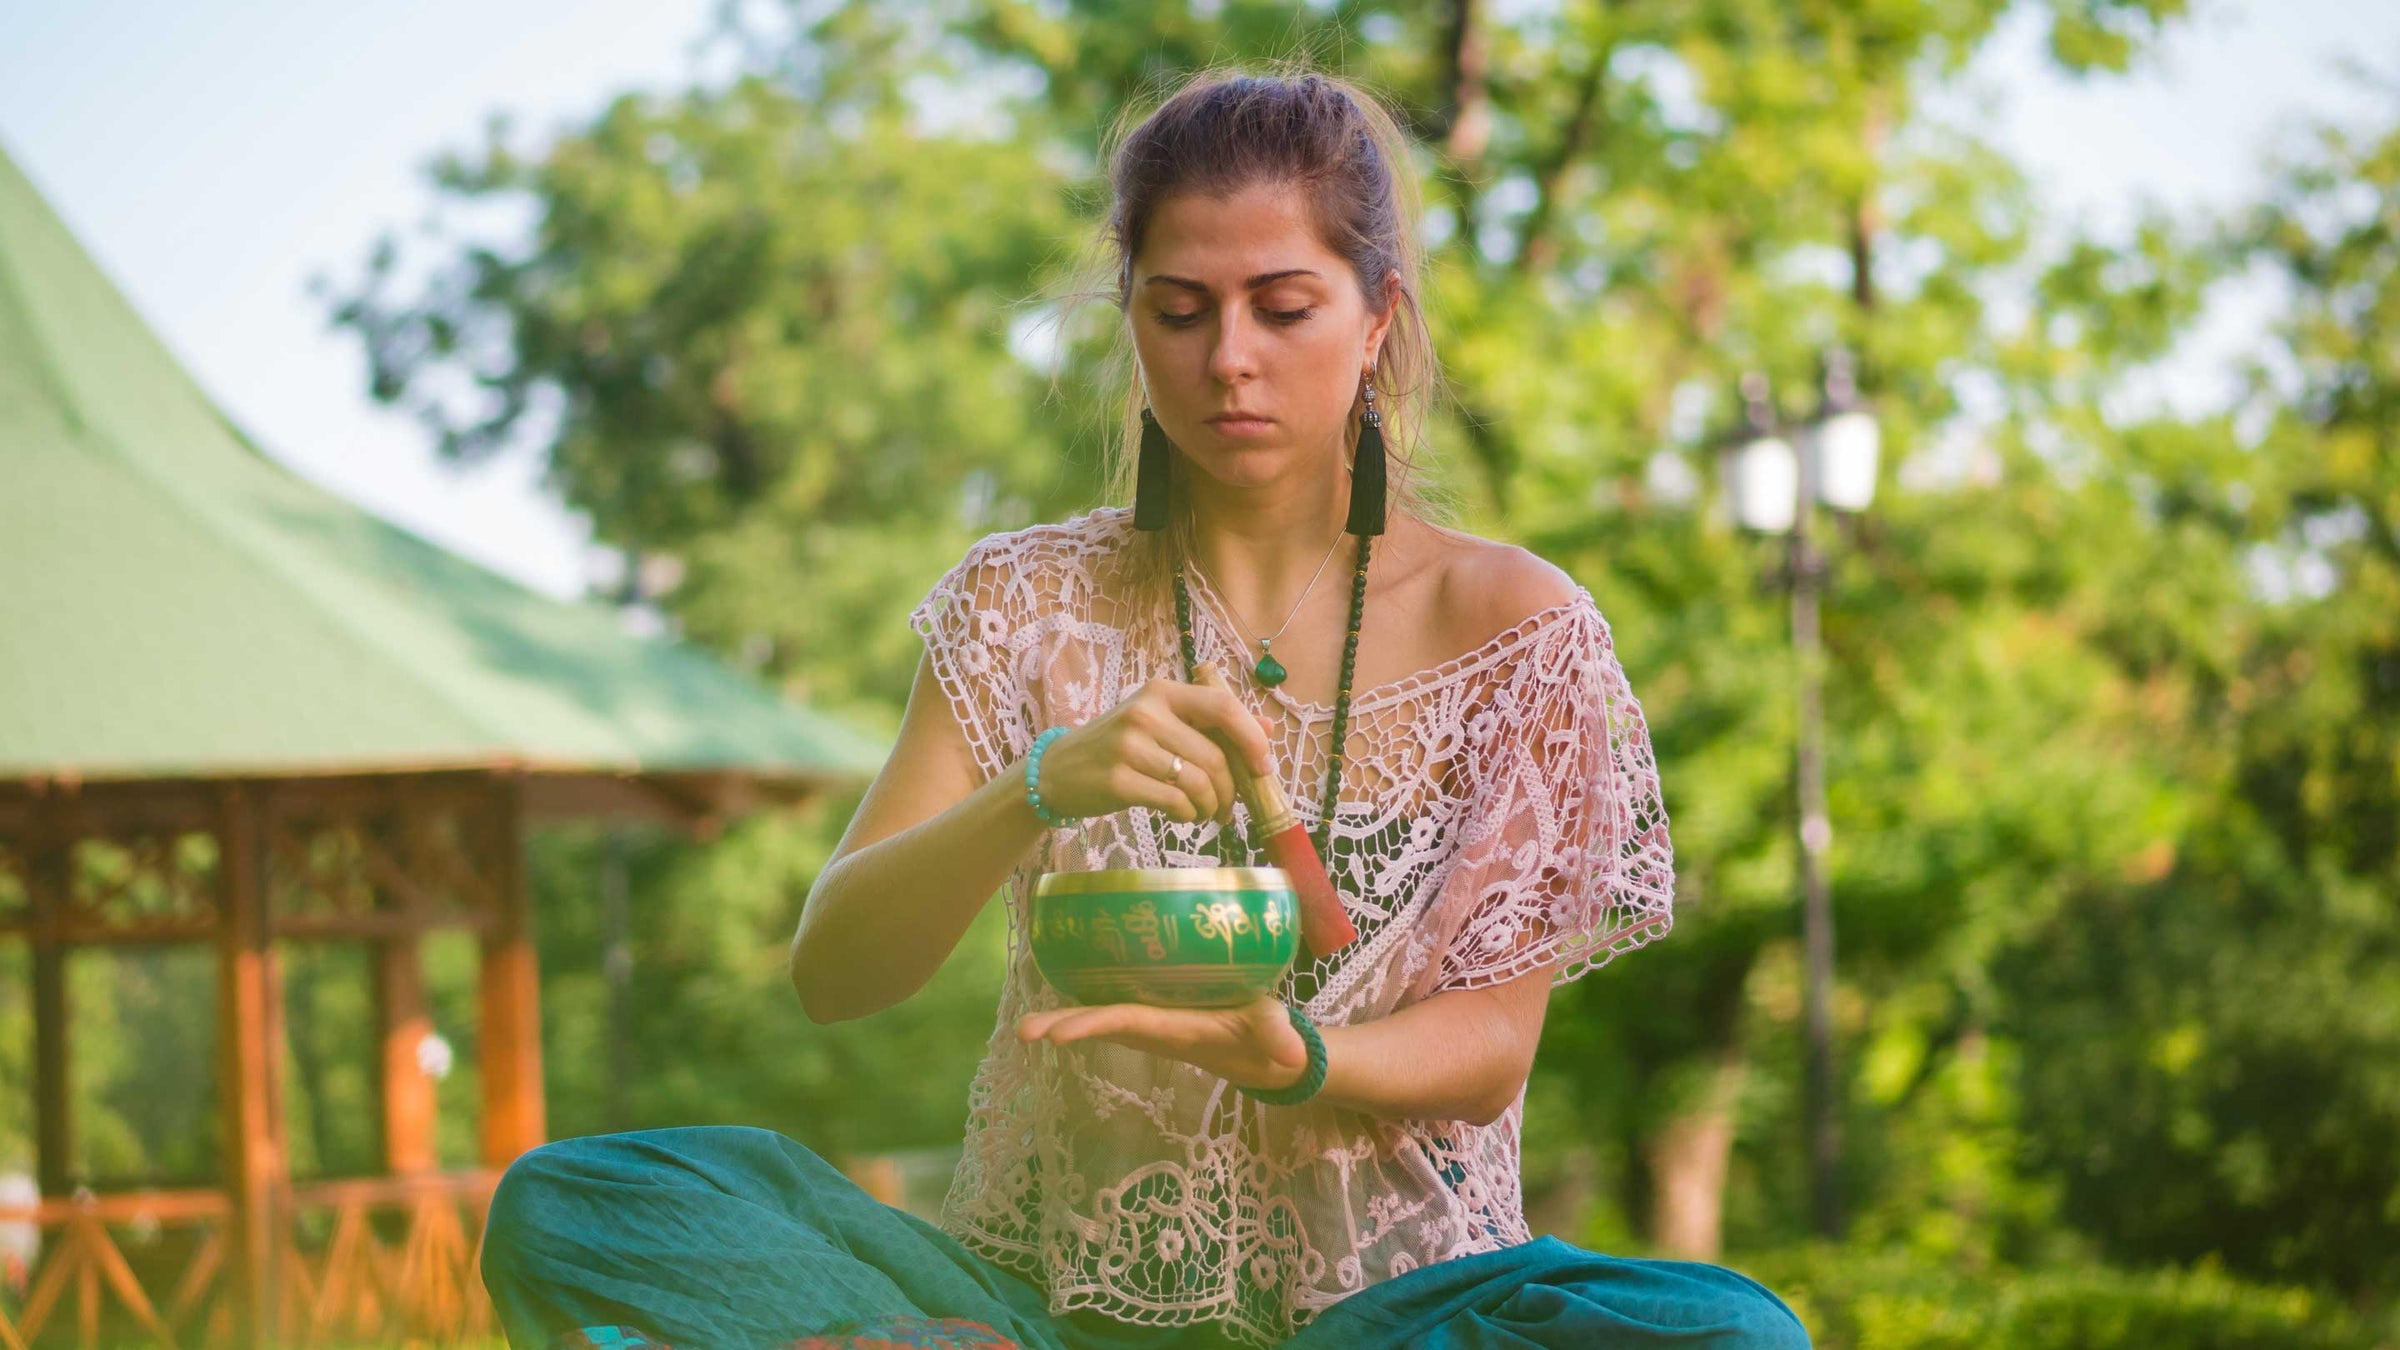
[{"x1": 1720, "y1": 349, "x2": 1879, "y2": 1240}]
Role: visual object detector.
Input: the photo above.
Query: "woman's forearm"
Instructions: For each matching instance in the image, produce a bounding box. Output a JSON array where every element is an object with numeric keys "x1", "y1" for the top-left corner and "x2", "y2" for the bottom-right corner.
[
  {"x1": 791, "y1": 765, "x2": 1043, "y2": 1024},
  {"x1": 1310, "y1": 976, "x2": 1551, "y2": 1125}
]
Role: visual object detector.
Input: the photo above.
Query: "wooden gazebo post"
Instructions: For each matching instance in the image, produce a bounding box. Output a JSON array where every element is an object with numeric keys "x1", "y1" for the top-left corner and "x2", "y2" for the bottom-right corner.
[
  {"x1": 374, "y1": 784, "x2": 441, "y2": 1179},
  {"x1": 28, "y1": 828, "x2": 70, "y2": 1200},
  {"x1": 377, "y1": 923, "x2": 438, "y2": 1175},
  {"x1": 480, "y1": 777, "x2": 546, "y2": 1166},
  {"x1": 217, "y1": 783, "x2": 288, "y2": 1348}
]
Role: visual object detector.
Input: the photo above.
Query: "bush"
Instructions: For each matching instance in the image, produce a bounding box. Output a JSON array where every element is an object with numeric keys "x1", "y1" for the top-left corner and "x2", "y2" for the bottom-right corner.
[{"x1": 1749, "y1": 1246, "x2": 2371, "y2": 1350}]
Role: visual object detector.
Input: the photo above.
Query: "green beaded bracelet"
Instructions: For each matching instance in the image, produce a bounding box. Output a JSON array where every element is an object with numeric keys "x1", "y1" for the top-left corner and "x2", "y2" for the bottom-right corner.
[
  {"x1": 1024, "y1": 726, "x2": 1076, "y2": 827},
  {"x1": 1244, "y1": 1004, "x2": 1328, "y2": 1107}
]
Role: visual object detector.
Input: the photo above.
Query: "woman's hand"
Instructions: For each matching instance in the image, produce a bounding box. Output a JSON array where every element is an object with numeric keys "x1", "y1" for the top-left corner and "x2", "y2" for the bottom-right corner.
[
  {"x1": 1026, "y1": 679, "x2": 1274, "y2": 826},
  {"x1": 1015, "y1": 993, "x2": 1309, "y2": 1092}
]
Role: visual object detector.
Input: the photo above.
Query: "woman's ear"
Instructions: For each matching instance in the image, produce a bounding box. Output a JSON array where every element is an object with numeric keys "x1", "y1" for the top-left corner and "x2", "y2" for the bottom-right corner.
[{"x1": 1363, "y1": 270, "x2": 1401, "y2": 369}]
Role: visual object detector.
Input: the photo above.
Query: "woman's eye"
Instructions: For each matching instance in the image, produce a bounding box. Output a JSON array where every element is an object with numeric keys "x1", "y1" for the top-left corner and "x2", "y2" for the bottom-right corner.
[{"x1": 1151, "y1": 306, "x2": 1313, "y2": 327}]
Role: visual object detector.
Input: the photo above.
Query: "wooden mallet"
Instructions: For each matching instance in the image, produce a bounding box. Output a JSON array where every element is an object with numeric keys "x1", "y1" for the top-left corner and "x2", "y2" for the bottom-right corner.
[{"x1": 1192, "y1": 660, "x2": 1359, "y2": 961}]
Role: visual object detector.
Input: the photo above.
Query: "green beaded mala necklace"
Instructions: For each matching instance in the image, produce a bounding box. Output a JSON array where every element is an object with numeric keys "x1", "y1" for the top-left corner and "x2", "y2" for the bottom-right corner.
[{"x1": 1173, "y1": 534, "x2": 1372, "y2": 866}]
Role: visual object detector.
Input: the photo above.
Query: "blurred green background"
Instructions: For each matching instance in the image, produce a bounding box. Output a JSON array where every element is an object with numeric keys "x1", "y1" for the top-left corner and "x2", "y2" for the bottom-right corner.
[{"x1": 7, "y1": 1, "x2": 2400, "y2": 1346}]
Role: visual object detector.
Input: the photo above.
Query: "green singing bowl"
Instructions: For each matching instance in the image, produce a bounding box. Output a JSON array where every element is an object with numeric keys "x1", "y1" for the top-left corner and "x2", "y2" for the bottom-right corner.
[{"x1": 1030, "y1": 867, "x2": 1299, "y2": 1009}]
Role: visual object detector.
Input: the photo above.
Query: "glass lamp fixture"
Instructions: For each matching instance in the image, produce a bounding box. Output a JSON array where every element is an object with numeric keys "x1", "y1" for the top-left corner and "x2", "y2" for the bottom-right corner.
[
  {"x1": 1726, "y1": 432, "x2": 1800, "y2": 533},
  {"x1": 1809, "y1": 408, "x2": 1881, "y2": 513},
  {"x1": 1722, "y1": 357, "x2": 1882, "y2": 532}
]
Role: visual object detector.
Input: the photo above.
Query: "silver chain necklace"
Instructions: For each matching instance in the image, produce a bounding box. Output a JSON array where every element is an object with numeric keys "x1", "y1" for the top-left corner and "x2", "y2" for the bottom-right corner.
[{"x1": 1187, "y1": 529, "x2": 1347, "y2": 689}]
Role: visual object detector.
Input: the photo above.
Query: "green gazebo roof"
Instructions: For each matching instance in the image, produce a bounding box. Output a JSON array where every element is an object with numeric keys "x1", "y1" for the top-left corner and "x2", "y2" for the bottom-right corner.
[{"x1": 0, "y1": 144, "x2": 886, "y2": 797}]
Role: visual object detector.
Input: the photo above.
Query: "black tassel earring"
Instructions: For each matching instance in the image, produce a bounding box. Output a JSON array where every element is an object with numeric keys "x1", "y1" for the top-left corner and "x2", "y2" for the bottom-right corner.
[
  {"x1": 1346, "y1": 368, "x2": 1388, "y2": 537},
  {"x1": 1134, "y1": 406, "x2": 1172, "y2": 531}
]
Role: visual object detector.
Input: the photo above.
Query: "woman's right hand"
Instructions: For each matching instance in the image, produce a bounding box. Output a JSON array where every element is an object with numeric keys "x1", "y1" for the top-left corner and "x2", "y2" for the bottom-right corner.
[{"x1": 1025, "y1": 679, "x2": 1275, "y2": 826}]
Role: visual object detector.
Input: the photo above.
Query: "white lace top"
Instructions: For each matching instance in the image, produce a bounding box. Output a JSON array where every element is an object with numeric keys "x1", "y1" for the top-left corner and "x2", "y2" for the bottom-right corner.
[{"x1": 907, "y1": 507, "x2": 1674, "y2": 1345}]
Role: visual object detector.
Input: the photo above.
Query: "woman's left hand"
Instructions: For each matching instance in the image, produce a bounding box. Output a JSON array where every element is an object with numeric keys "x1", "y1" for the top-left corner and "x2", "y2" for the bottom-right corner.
[{"x1": 1015, "y1": 994, "x2": 1309, "y2": 1092}]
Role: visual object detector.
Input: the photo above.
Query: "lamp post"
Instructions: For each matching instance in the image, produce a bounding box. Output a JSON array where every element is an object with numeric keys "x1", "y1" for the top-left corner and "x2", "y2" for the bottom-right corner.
[{"x1": 1721, "y1": 349, "x2": 1879, "y2": 1240}]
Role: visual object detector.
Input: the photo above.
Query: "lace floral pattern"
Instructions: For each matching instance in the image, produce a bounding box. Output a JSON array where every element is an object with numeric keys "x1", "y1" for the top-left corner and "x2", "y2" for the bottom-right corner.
[{"x1": 906, "y1": 509, "x2": 1674, "y2": 1346}]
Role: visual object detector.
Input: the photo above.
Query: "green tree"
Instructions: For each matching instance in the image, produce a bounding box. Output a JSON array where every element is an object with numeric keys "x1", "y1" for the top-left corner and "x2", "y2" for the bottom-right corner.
[
  {"x1": 328, "y1": 5, "x2": 1100, "y2": 718},
  {"x1": 2002, "y1": 96, "x2": 2400, "y2": 1301}
]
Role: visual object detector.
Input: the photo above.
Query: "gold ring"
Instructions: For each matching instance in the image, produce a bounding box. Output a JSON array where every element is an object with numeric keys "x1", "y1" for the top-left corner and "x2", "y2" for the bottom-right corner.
[{"x1": 1166, "y1": 754, "x2": 1184, "y2": 780}]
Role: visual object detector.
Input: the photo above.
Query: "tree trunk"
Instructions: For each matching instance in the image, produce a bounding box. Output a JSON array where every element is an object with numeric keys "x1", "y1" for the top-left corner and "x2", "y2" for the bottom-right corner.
[
  {"x1": 1442, "y1": 0, "x2": 1492, "y2": 167},
  {"x1": 1524, "y1": 1144, "x2": 1599, "y2": 1240},
  {"x1": 1645, "y1": 1048, "x2": 1747, "y2": 1259}
]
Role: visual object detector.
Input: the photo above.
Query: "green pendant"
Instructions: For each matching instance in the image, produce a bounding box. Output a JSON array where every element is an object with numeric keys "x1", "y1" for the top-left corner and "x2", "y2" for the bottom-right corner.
[{"x1": 1254, "y1": 649, "x2": 1287, "y2": 688}]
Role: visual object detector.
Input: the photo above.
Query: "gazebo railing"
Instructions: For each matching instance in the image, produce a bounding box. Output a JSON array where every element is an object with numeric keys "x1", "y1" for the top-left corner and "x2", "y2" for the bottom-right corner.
[
  {"x1": 279, "y1": 1171, "x2": 499, "y2": 1350},
  {"x1": 0, "y1": 1170, "x2": 501, "y2": 1350},
  {"x1": 0, "y1": 1187, "x2": 235, "y2": 1350},
  {"x1": 3, "y1": 774, "x2": 542, "y2": 1349}
]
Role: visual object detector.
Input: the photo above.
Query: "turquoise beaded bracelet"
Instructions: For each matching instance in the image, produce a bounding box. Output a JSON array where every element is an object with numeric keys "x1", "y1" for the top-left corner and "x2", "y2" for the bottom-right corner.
[
  {"x1": 1024, "y1": 726, "x2": 1077, "y2": 827},
  {"x1": 1244, "y1": 1004, "x2": 1328, "y2": 1107}
]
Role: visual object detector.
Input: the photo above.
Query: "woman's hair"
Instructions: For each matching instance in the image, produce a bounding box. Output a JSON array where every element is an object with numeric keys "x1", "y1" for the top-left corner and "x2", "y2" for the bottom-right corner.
[{"x1": 1044, "y1": 63, "x2": 1452, "y2": 587}]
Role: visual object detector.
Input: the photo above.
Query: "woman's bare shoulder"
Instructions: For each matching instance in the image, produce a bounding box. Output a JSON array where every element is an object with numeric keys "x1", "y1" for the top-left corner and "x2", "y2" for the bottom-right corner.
[{"x1": 1413, "y1": 522, "x2": 1583, "y2": 650}]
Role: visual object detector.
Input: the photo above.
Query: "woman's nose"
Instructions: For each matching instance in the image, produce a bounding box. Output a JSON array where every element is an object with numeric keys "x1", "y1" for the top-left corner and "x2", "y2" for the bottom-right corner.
[{"x1": 1207, "y1": 310, "x2": 1260, "y2": 385}]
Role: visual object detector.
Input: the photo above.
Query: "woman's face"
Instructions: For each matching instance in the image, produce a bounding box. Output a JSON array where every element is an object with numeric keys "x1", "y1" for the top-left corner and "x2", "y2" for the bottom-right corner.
[{"x1": 1129, "y1": 182, "x2": 1394, "y2": 494}]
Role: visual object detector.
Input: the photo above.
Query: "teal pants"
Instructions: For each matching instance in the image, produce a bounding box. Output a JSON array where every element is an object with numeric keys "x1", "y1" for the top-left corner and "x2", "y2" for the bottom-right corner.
[{"x1": 480, "y1": 1126, "x2": 1809, "y2": 1350}]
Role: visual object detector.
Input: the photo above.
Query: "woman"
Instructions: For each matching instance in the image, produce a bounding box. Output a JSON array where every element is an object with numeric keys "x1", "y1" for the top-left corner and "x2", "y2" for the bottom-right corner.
[{"x1": 481, "y1": 69, "x2": 1810, "y2": 1350}]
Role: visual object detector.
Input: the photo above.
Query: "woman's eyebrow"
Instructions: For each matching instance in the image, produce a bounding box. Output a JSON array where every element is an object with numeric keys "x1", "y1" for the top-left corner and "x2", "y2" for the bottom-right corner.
[{"x1": 1142, "y1": 268, "x2": 1324, "y2": 293}]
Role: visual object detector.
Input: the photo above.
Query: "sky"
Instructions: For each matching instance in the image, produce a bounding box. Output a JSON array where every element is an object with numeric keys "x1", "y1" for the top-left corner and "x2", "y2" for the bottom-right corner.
[{"x1": 4, "y1": 0, "x2": 2397, "y2": 599}]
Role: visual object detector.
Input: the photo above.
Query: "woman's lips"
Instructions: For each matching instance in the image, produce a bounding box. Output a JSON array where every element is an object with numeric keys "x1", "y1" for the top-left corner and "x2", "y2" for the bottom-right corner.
[{"x1": 1206, "y1": 415, "x2": 1276, "y2": 437}]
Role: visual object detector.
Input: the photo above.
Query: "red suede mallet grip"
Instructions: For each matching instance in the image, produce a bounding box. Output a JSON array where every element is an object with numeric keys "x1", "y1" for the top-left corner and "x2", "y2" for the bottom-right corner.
[{"x1": 1192, "y1": 661, "x2": 1359, "y2": 960}]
